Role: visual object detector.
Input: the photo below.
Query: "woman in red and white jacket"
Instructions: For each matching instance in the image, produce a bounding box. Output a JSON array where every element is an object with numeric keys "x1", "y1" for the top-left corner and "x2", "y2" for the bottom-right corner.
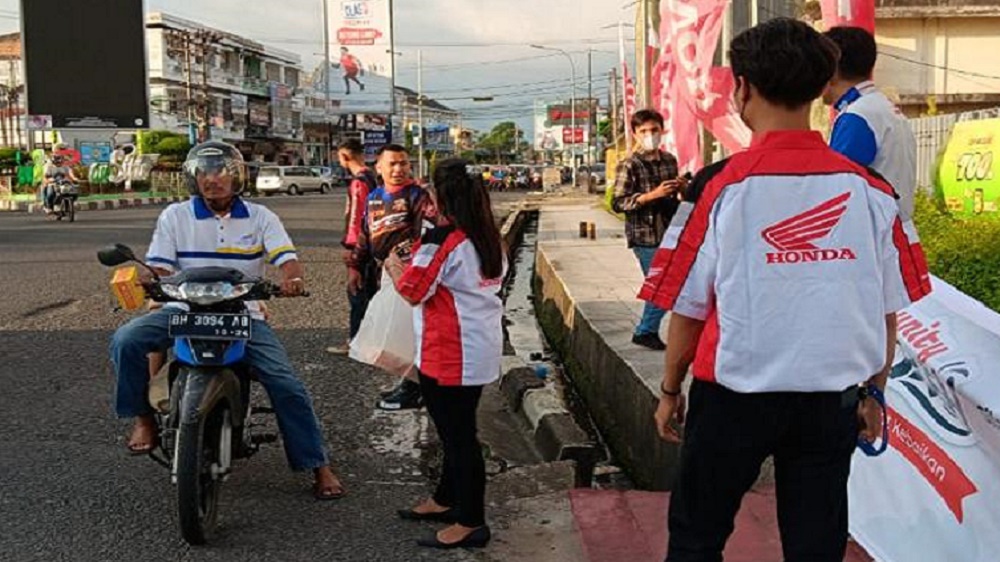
[{"x1": 385, "y1": 159, "x2": 506, "y2": 550}]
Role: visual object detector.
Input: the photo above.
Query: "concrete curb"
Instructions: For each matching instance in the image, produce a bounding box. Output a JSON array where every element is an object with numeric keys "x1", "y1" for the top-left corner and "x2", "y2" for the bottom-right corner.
[
  {"x1": 500, "y1": 356, "x2": 600, "y2": 487},
  {"x1": 533, "y1": 240, "x2": 681, "y2": 490},
  {"x1": 0, "y1": 196, "x2": 183, "y2": 213}
]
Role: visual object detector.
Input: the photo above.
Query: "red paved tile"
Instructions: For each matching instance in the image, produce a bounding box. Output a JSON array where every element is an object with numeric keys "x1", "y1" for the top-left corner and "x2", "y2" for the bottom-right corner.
[{"x1": 570, "y1": 488, "x2": 873, "y2": 562}]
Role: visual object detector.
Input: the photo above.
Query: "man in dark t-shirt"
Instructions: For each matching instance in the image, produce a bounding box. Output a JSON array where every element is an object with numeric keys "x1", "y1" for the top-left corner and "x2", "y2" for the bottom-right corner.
[{"x1": 349, "y1": 144, "x2": 434, "y2": 411}]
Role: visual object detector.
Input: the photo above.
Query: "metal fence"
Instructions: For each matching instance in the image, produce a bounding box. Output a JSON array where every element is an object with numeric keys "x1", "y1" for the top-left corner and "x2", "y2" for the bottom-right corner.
[{"x1": 910, "y1": 107, "x2": 1000, "y2": 189}]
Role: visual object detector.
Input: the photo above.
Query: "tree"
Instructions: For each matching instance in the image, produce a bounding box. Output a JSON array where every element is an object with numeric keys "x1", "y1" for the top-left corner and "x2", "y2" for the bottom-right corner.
[
  {"x1": 598, "y1": 119, "x2": 612, "y2": 144},
  {"x1": 477, "y1": 121, "x2": 525, "y2": 164}
]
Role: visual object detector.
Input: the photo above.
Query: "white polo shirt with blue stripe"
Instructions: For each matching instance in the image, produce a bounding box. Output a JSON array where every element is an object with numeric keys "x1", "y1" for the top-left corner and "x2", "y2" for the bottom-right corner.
[
  {"x1": 145, "y1": 197, "x2": 297, "y2": 319},
  {"x1": 830, "y1": 81, "x2": 918, "y2": 221}
]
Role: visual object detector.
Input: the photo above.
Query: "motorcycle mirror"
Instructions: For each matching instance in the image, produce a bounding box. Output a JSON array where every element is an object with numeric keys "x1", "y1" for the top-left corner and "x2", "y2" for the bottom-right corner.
[{"x1": 97, "y1": 244, "x2": 137, "y2": 267}]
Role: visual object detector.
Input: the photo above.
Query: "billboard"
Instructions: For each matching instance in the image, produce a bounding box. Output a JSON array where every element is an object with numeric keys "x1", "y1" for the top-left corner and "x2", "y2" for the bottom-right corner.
[
  {"x1": 362, "y1": 127, "x2": 390, "y2": 158},
  {"x1": 323, "y1": 0, "x2": 394, "y2": 115},
  {"x1": 21, "y1": 0, "x2": 149, "y2": 129},
  {"x1": 938, "y1": 118, "x2": 999, "y2": 216},
  {"x1": 534, "y1": 100, "x2": 592, "y2": 152}
]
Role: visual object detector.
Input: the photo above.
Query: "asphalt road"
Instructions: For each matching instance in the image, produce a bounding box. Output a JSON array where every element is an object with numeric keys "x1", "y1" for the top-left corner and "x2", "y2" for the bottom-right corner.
[{"x1": 0, "y1": 191, "x2": 521, "y2": 562}]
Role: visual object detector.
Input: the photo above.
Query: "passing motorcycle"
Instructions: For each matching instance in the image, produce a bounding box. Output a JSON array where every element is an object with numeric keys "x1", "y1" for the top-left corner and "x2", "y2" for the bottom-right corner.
[
  {"x1": 98, "y1": 243, "x2": 301, "y2": 545},
  {"x1": 52, "y1": 179, "x2": 78, "y2": 222}
]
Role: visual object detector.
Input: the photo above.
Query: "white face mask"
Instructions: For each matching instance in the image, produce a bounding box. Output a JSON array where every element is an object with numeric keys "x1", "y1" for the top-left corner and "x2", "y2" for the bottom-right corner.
[{"x1": 641, "y1": 133, "x2": 662, "y2": 152}]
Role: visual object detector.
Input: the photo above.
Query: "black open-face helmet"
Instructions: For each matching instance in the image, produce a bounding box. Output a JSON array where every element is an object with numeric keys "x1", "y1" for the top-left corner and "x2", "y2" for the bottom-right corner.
[{"x1": 183, "y1": 141, "x2": 247, "y2": 196}]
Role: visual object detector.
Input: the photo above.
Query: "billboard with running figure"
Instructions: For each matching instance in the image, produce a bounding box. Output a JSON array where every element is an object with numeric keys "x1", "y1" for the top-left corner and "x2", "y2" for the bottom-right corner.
[{"x1": 322, "y1": 0, "x2": 394, "y2": 115}]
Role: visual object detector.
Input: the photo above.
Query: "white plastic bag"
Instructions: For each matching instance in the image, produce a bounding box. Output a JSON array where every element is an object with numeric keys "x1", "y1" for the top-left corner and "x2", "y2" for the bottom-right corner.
[{"x1": 349, "y1": 269, "x2": 417, "y2": 378}]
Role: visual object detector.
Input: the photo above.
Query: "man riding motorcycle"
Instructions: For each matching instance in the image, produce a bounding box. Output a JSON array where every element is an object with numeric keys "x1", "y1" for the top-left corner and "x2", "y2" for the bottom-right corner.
[
  {"x1": 108, "y1": 141, "x2": 345, "y2": 500},
  {"x1": 42, "y1": 152, "x2": 79, "y2": 213}
]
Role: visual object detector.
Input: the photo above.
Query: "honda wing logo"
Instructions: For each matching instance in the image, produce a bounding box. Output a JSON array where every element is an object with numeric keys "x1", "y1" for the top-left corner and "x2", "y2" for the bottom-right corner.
[{"x1": 761, "y1": 192, "x2": 857, "y2": 264}]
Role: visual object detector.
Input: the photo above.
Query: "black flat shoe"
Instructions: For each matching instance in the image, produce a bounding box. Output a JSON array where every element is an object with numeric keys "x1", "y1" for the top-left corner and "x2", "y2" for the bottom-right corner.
[
  {"x1": 416, "y1": 526, "x2": 491, "y2": 549},
  {"x1": 397, "y1": 507, "x2": 457, "y2": 523}
]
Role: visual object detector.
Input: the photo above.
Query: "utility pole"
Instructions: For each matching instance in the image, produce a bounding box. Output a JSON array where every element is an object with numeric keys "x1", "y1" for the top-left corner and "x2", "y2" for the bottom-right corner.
[
  {"x1": 637, "y1": 0, "x2": 653, "y2": 108},
  {"x1": 201, "y1": 36, "x2": 211, "y2": 140},
  {"x1": 417, "y1": 48, "x2": 424, "y2": 180},
  {"x1": 610, "y1": 68, "x2": 619, "y2": 151},
  {"x1": 587, "y1": 48, "x2": 593, "y2": 167},
  {"x1": 323, "y1": 0, "x2": 332, "y2": 164},
  {"x1": 166, "y1": 28, "x2": 221, "y2": 144}
]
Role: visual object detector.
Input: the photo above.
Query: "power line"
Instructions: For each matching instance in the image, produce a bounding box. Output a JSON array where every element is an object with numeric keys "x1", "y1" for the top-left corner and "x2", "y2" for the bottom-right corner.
[{"x1": 878, "y1": 51, "x2": 1000, "y2": 83}]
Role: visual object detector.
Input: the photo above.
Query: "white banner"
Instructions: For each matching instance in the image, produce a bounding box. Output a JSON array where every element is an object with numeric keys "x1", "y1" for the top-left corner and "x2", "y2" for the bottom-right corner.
[
  {"x1": 849, "y1": 276, "x2": 1000, "y2": 562},
  {"x1": 324, "y1": 0, "x2": 394, "y2": 115}
]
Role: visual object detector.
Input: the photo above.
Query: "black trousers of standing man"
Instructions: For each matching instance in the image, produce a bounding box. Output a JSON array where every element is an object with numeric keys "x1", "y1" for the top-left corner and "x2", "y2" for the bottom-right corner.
[
  {"x1": 419, "y1": 371, "x2": 486, "y2": 528},
  {"x1": 666, "y1": 379, "x2": 860, "y2": 562}
]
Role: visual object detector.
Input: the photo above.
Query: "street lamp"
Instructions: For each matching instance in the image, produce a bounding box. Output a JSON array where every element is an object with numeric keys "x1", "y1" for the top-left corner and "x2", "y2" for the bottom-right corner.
[{"x1": 531, "y1": 44, "x2": 578, "y2": 188}]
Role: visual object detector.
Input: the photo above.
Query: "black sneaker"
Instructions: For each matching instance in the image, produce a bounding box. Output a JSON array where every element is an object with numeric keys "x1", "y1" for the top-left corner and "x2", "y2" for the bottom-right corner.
[
  {"x1": 632, "y1": 332, "x2": 666, "y2": 351},
  {"x1": 377, "y1": 379, "x2": 423, "y2": 411}
]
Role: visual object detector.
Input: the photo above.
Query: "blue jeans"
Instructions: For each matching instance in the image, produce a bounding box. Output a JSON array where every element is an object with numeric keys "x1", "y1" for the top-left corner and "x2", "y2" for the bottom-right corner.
[
  {"x1": 633, "y1": 246, "x2": 667, "y2": 337},
  {"x1": 41, "y1": 184, "x2": 56, "y2": 209},
  {"x1": 109, "y1": 308, "x2": 329, "y2": 471}
]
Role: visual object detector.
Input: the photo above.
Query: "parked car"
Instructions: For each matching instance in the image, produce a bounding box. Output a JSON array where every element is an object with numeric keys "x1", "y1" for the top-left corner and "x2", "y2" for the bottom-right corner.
[
  {"x1": 589, "y1": 163, "x2": 607, "y2": 194},
  {"x1": 243, "y1": 162, "x2": 274, "y2": 197},
  {"x1": 256, "y1": 166, "x2": 332, "y2": 196},
  {"x1": 311, "y1": 165, "x2": 349, "y2": 187}
]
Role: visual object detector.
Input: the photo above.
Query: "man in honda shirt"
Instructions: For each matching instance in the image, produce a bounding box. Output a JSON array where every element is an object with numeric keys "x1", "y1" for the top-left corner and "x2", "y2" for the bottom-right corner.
[
  {"x1": 349, "y1": 144, "x2": 435, "y2": 411},
  {"x1": 641, "y1": 19, "x2": 931, "y2": 561}
]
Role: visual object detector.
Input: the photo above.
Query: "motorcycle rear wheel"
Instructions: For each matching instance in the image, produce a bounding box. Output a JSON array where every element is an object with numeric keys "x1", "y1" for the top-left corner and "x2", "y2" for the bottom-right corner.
[{"x1": 176, "y1": 406, "x2": 228, "y2": 545}]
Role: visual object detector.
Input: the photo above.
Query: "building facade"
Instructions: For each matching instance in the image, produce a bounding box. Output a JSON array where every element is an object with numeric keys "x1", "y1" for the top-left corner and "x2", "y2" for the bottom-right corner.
[
  {"x1": 874, "y1": 0, "x2": 1000, "y2": 116},
  {"x1": 146, "y1": 12, "x2": 315, "y2": 164}
]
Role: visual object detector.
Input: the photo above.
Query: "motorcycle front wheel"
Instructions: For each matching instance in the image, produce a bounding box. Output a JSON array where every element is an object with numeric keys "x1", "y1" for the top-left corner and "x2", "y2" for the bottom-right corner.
[
  {"x1": 176, "y1": 406, "x2": 229, "y2": 545},
  {"x1": 62, "y1": 198, "x2": 75, "y2": 222}
]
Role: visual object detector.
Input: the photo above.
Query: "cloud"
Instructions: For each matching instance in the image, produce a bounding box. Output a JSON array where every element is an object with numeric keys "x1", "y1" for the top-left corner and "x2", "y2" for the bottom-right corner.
[{"x1": 0, "y1": 0, "x2": 628, "y2": 131}]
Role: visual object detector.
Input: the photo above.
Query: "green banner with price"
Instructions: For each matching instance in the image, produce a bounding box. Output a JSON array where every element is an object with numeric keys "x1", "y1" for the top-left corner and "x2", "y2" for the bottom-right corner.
[{"x1": 938, "y1": 118, "x2": 1000, "y2": 216}]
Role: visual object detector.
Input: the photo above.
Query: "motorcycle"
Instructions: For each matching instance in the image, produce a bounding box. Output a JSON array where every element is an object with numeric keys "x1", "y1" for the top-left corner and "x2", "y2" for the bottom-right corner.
[
  {"x1": 52, "y1": 179, "x2": 78, "y2": 222},
  {"x1": 98, "y1": 243, "x2": 302, "y2": 545}
]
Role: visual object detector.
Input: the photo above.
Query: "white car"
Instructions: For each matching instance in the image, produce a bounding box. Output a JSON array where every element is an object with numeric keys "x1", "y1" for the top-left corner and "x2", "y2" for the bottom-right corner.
[{"x1": 256, "y1": 166, "x2": 332, "y2": 196}]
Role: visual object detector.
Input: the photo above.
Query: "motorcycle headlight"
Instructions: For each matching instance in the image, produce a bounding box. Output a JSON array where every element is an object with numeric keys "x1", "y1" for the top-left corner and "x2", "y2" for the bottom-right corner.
[
  {"x1": 230, "y1": 282, "x2": 255, "y2": 299},
  {"x1": 161, "y1": 283, "x2": 184, "y2": 300},
  {"x1": 176, "y1": 282, "x2": 238, "y2": 305}
]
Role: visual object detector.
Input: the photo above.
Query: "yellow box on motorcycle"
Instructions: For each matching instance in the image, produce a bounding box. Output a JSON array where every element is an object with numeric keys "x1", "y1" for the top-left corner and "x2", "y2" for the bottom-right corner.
[{"x1": 110, "y1": 266, "x2": 146, "y2": 311}]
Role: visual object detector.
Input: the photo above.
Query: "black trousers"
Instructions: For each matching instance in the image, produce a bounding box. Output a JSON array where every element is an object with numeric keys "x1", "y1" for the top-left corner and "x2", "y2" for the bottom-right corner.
[
  {"x1": 347, "y1": 261, "x2": 380, "y2": 339},
  {"x1": 666, "y1": 379, "x2": 860, "y2": 562},
  {"x1": 419, "y1": 372, "x2": 486, "y2": 528}
]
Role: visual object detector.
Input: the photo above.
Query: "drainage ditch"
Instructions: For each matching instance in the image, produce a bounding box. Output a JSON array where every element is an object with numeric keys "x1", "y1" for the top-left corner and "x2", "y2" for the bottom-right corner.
[{"x1": 501, "y1": 211, "x2": 629, "y2": 489}]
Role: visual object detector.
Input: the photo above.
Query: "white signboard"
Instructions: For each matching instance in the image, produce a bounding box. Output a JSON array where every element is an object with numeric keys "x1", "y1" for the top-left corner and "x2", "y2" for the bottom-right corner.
[
  {"x1": 324, "y1": 0, "x2": 394, "y2": 114},
  {"x1": 849, "y1": 276, "x2": 1000, "y2": 562}
]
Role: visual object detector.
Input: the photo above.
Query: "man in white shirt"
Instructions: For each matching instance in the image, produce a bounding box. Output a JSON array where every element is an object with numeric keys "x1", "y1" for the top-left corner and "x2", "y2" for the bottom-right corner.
[
  {"x1": 823, "y1": 26, "x2": 919, "y2": 222},
  {"x1": 109, "y1": 141, "x2": 344, "y2": 500},
  {"x1": 643, "y1": 19, "x2": 931, "y2": 561}
]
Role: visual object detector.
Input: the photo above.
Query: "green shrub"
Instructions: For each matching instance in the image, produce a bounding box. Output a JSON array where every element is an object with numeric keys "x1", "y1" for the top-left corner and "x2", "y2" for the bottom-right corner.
[
  {"x1": 139, "y1": 130, "x2": 177, "y2": 154},
  {"x1": 154, "y1": 136, "x2": 191, "y2": 157},
  {"x1": 914, "y1": 191, "x2": 1000, "y2": 312}
]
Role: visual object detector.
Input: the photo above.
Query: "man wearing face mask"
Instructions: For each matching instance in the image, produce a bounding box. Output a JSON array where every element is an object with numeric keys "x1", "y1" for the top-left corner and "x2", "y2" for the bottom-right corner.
[
  {"x1": 640, "y1": 19, "x2": 930, "y2": 561},
  {"x1": 612, "y1": 109, "x2": 687, "y2": 351}
]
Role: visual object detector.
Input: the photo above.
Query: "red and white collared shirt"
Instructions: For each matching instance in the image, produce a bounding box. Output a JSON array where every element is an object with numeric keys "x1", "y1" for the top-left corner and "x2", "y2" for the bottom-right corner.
[
  {"x1": 639, "y1": 130, "x2": 931, "y2": 393},
  {"x1": 396, "y1": 226, "x2": 506, "y2": 387}
]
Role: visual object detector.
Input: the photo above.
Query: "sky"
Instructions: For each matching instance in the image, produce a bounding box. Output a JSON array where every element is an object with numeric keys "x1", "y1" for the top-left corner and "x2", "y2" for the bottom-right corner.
[{"x1": 0, "y1": 0, "x2": 635, "y2": 134}]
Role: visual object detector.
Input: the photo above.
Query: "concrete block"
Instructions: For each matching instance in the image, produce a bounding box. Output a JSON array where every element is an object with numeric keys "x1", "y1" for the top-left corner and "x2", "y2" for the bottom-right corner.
[
  {"x1": 522, "y1": 387, "x2": 568, "y2": 429},
  {"x1": 500, "y1": 365, "x2": 545, "y2": 413},
  {"x1": 535, "y1": 413, "x2": 600, "y2": 486}
]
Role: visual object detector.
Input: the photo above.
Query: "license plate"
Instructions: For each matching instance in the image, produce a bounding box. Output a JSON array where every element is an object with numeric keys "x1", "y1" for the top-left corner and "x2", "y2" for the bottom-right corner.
[{"x1": 168, "y1": 313, "x2": 252, "y2": 340}]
